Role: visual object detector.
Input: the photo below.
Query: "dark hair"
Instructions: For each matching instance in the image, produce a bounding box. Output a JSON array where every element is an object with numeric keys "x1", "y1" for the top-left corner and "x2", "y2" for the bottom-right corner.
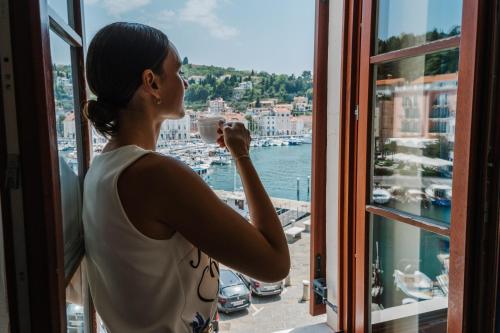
[{"x1": 85, "y1": 22, "x2": 170, "y2": 138}]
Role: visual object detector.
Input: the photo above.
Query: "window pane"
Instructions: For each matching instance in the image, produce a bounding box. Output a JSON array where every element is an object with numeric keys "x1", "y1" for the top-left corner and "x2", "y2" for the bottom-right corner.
[
  {"x1": 50, "y1": 30, "x2": 84, "y2": 277},
  {"x1": 376, "y1": 0, "x2": 462, "y2": 54},
  {"x1": 66, "y1": 267, "x2": 84, "y2": 333},
  {"x1": 371, "y1": 215, "x2": 449, "y2": 331},
  {"x1": 371, "y1": 49, "x2": 458, "y2": 224},
  {"x1": 48, "y1": 0, "x2": 69, "y2": 25}
]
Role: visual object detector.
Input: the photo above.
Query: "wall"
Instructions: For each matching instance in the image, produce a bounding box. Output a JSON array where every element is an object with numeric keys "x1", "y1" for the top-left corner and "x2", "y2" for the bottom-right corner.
[{"x1": 325, "y1": 0, "x2": 344, "y2": 330}]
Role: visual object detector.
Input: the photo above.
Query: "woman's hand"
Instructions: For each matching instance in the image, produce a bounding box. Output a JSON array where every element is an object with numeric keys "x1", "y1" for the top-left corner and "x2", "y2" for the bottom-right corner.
[{"x1": 216, "y1": 120, "x2": 251, "y2": 158}]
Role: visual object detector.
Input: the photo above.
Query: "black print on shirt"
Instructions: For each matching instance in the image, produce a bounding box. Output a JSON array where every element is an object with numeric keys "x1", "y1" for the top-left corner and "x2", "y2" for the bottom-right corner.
[{"x1": 190, "y1": 248, "x2": 220, "y2": 302}]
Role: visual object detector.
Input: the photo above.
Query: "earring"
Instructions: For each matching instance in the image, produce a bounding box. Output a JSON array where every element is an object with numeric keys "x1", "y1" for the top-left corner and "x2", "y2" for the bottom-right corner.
[{"x1": 156, "y1": 98, "x2": 162, "y2": 105}]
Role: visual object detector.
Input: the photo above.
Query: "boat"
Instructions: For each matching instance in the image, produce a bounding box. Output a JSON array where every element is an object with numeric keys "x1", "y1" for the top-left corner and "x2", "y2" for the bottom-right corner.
[
  {"x1": 191, "y1": 163, "x2": 210, "y2": 181},
  {"x1": 261, "y1": 139, "x2": 271, "y2": 147},
  {"x1": 425, "y1": 184, "x2": 452, "y2": 207},
  {"x1": 271, "y1": 139, "x2": 283, "y2": 146},
  {"x1": 288, "y1": 137, "x2": 302, "y2": 145},
  {"x1": 211, "y1": 156, "x2": 231, "y2": 165},
  {"x1": 393, "y1": 270, "x2": 433, "y2": 300},
  {"x1": 372, "y1": 188, "x2": 391, "y2": 204}
]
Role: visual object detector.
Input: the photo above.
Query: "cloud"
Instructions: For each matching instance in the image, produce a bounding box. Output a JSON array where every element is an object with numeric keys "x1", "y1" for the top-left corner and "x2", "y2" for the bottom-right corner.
[
  {"x1": 179, "y1": 0, "x2": 239, "y2": 40},
  {"x1": 154, "y1": 9, "x2": 176, "y2": 23},
  {"x1": 145, "y1": 9, "x2": 176, "y2": 31},
  {"x1": 86, "y1": 0, "x2": 151, "y2": 16}
]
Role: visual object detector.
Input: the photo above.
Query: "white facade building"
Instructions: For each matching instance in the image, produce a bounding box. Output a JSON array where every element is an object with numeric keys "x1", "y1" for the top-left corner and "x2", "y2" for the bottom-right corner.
[
  {"x1": 233, "y1": 81, "x2": 253, "y2": 100},
  {"x1": 275, "y1": 107, "x2": 292, "y2": 135},
  {"x1": 293, "y1": 96, "x2": 312, "y2": 113},
  {"x1": 159, "y1": 116, "x2": 191, "y2": 141},
  {"x1": 290, "y1": 117, "x2": 305, "y2": 135},
  {"x1": 208, "y1": 98, "x2": 226, "y2": 113},
  {"x1": 254, "y1": 111, "x2": 277, "y2": 136}
]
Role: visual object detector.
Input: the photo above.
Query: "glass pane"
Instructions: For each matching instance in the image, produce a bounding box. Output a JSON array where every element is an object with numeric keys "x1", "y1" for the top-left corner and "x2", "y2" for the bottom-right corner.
[
  {"x1": 371, "y1": 49, "x2": 458, "y2": 224},
  {"x1": 376, "y1": 0, "x2": 462, "y2": 54},
  {"x1": 50, "y1": 30, "x2": 84, "y2": 277},
  {"x1": 371, "y1": 215, "x2": 449, "y2": 331},
  {"x1": 66, "y1": 266, "x2": 85, "y2": 333},
  {"x1": 48, "y1": 0, "x2": 70, "y2": 25}
]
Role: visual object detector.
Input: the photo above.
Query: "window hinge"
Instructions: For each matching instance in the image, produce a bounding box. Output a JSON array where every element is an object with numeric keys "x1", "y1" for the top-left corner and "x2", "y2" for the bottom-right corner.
[
  {"x1": 354, "y1": 105, "x2": 359, "y2": 120},
  {"x1": 5, "y1": 153, "x2": 20, "y2": 189}
]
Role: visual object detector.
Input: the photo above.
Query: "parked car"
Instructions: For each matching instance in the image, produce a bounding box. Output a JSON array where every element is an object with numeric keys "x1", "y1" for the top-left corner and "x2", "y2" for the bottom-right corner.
[
  {"x1": 217, "y1": 269, "x2": 251, "y2": 314},
  {"x1": 237, "y1": 273, "x2": 284, "y2": 297}
]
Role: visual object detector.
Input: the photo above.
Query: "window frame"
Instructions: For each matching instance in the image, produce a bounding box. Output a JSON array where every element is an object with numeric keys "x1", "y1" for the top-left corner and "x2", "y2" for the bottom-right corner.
[
  {"x1": 1, "y1": 0, "x2": 91, "y2": 331},
  {"x1": 309, "y1": 0, "x2": 330, "y2": 317},
  {"x1": 339, "y1": 0, "x2": 499, "y2": 332}
]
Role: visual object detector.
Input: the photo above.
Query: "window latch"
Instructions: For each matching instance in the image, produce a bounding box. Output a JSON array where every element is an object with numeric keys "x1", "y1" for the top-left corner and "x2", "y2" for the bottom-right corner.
[
  {"x1": 313, "y1": 277, "x2": 338, "y2": 314},
  {"x1": 313, "y1": 254, "x2": 339, "y2": 314}
]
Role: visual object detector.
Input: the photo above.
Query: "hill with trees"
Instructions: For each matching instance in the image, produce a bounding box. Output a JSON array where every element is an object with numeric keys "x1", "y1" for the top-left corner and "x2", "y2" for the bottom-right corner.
[{"x1": 182, "y1": 61, "x2": 313, "y2": 111}]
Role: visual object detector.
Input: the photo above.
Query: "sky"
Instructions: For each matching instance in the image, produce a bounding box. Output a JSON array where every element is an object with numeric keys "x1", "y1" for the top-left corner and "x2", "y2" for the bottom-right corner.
[
  {"x1": 49, "y1": 0, "x2": 316, "y2": 75},
  {"x1": 377, "y1": 0, "x2": 462, "y2": 40}
]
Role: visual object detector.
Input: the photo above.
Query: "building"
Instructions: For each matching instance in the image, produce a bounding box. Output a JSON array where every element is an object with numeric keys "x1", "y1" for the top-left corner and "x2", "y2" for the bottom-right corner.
[
  {"x1": 293, "y1": 96, "x2": 312, "y2": 113},
  {"x1": 297, "y1": 115, "x2": 313, "y2": 132},
  {"x1": 233, "y1": 81, "x2": 253, "y2": 100},
  {"x1": 223, "y1": 112, "x2": 248, "y2": 128},
  {"x1": 253, "y1": 110, "x2": 277, "y2": 136},
  {"x1": 290, "y1": 117, "x2": 305, "y2": 135},
  {"x1": 63, "y1": 111, "x2": 76, "y2": 139},
  {"x1": 275, "y1": 107, "x2": 292, "y2": 135},
  {"x1": 159, "y1": 116, "x2": 190, "y2": 141},
  {"x1": 187, "y1": 75, "x2": 205, "y2": 84},
  {"x1": 208, "y1": 98, "x2": 226, "y2": 113},
  {"x1": 186, "y1": 110, "x2": 198, "y2": 133}
]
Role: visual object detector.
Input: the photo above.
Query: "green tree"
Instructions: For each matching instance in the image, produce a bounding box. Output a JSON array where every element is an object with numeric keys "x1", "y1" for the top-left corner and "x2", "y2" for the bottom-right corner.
[{"x1": 182, "y1": 57, "x2": 189, "y2": 65}]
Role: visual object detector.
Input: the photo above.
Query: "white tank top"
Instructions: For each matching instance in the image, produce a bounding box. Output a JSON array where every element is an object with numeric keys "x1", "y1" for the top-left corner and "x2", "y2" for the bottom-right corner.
[{"x1": 83, "y1": 145, "x2": 219, "y2": 333}]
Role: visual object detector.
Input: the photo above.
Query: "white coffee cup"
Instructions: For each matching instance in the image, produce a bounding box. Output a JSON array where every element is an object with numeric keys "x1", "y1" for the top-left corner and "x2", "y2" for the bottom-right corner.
[{"x1": 198, "y1": 115, "x2": 225, "y2": 144}]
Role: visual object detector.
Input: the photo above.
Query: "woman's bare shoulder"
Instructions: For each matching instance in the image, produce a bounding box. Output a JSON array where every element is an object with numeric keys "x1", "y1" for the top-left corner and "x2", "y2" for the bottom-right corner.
[{"x1": 121, "y1": 152, "x2": 199, "y2": 192}]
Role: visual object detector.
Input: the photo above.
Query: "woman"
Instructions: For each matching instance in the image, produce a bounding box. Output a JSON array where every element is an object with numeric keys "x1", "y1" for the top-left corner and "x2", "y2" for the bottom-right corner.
[{"x1": 82, "y1": 22, "x2": 290, "y2": 333}]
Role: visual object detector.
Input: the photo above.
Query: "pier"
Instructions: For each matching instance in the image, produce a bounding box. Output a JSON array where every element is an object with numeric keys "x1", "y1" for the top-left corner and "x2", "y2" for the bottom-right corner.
[{"x1": 214, "y1": 190, "x2": 311, "y2": 227}]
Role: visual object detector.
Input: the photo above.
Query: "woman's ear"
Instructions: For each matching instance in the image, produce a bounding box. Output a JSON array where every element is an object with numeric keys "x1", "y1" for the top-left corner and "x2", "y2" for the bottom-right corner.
[{"x1": 142, "y1": 69, "x2": 161, "y2": 99}]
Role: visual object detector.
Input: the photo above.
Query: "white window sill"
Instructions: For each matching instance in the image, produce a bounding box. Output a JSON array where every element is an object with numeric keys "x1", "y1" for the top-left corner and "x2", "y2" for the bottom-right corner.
[
  {"x1": 273, "y1": 322, "x2": 334, "y2": 333},
  {"x1": 372, "y1": 297, "x2": 448, "y2": 324}
]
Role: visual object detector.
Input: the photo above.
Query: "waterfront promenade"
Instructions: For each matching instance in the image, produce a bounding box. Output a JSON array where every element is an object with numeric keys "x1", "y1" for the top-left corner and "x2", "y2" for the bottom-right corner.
[{"x1": 214, "y1": 190, "x2": 311, "y2": 227}]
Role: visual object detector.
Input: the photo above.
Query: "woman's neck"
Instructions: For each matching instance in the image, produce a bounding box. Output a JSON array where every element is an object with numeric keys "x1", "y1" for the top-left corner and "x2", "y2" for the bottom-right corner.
[{"x1": 107, "y1": 107, "x2": 162, "y2": 151}]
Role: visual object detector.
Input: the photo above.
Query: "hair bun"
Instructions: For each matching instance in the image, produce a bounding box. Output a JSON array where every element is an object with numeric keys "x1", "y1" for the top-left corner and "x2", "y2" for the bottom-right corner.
[{"x1": 85, "y1": 99, "x2": 119, "y2": 138}]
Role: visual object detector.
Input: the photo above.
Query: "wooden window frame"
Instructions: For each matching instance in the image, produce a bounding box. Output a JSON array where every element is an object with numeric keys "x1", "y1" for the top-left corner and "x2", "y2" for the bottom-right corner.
[
  {"x1": 334, "y1": 0, "x2": 500, "y2": 332},
  {"x1": 2, "y1": 0, "x2": 331, "y2": 331},
  {"x1": 1, "y1": 0, "x2": 91, "y2": 331},
  {"x1": 309, "y1": 0, "x2": 329, "y2": 317}
]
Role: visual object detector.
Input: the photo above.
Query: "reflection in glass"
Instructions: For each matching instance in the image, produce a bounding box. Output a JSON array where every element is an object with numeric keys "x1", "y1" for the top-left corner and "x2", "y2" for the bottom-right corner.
[
  {"x1": 376, "y1": 0, "x2": 462, "y2": 54},
  {"x1": 48, "y1": 0, "x2": 69, "y2": 24},
  {"x1": 371, "y1": 49, "x2": 458, "y2": 224},
  {"x1": 50, "y1": 30, "x2": 84, "y2": 277},
  {"x1": 371, "y1": 215, "x2": 449, "y2": 331}
]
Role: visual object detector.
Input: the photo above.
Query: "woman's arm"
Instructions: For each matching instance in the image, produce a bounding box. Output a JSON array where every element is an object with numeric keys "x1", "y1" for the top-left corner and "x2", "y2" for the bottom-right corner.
[
  {"x1": 119, "y1": 121, "x2": 290, "y2": 282},
  {"x1": 137, "y1": 153, "x2": 289, "y2": 283}
]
